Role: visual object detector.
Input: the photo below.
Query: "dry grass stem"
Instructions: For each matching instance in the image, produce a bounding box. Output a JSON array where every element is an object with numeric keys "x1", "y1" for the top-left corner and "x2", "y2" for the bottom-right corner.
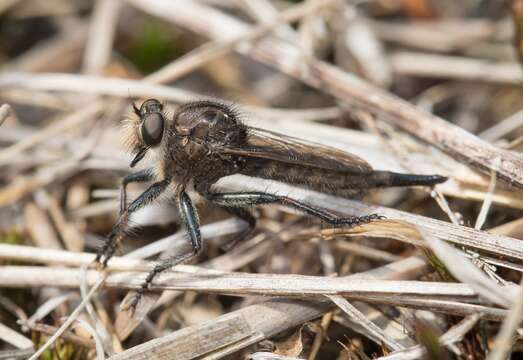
[
  {"x1": 0, "y1": 265, "x2": 489, "y2": 300},
  {"x1": 327, "y1": 295, "x2": 404, "y2": 351},
  {"x1": 82, "y1": 0, "x2": 122, "y2": 75},
  {"x1": 390, "y1": 52, "x2": 523, "y2": 84}
]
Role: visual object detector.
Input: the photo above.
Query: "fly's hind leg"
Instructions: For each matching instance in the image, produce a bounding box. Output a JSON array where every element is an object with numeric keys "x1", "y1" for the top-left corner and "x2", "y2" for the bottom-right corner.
[
  {"x1": 126, "y1": 190, "x2": 202, "y2": 311},
  {"x1": 206, "y1": 191, "x2": 384, "y2": 228}
]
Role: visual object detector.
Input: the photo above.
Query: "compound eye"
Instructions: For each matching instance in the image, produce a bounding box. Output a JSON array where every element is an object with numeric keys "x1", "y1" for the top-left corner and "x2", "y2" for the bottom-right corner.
[
  {"x1": 202, "y1": 109, "x2": 227, "y2": 124},
  {"x1": 141, "y1": 113, "x2": 164, "y2": 146},
  {"x1": 140, "y1": 99, "x2": 163, "y2": 117}
]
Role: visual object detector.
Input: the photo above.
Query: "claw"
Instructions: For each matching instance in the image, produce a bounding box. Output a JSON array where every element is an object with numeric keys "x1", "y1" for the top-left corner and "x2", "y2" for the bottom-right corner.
[
  {"x1": 121, "y1": 291, "x2": 143, "y2": 314},
  {"x1": 95, "y1": 260, "x2": 106, "y2": 271}
]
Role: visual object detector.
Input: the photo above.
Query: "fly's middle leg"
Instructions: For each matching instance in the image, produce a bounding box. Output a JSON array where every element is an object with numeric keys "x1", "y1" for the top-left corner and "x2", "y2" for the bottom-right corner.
[{"x1": 125, "y1": 190, "x2": 202, "y2": 311}]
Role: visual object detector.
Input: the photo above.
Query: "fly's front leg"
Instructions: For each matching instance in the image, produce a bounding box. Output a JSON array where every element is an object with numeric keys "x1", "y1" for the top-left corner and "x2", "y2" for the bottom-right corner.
[
  {"x1": 207, "y1": 191, "x2": 384, "y2": 228},
  {"x1": 120, "y1": 168, "x2": 154, "y2": 215},
  {"x1": 95, "y1": 177, "x2": 171, "y2": 268},
  {"x1": 126, "y1": 190, "x2": 202, "y2": 310}
]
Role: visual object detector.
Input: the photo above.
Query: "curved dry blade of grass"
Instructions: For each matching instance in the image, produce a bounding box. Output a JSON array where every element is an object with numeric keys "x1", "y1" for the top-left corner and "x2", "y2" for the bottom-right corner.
[
  {"x1": 0, "y1": 348, "x2": 35, "y2": 360},
  {"x1": 25, "y1": 292, "x2": 78, "y2": 330},
  {"x1": 17, "y1": 321, "x2": 96, "y2": 349},
  {"x1": 218, "y1": 175, "x2": 523, "y2": 262},
  {"x1": 321, "y1": 219, "x2": 425, "y2": 247},
  {"x1": 377, "y1": 314, "x2": 480, "y2": 360},
  {"x1": 322, "y1": 218, "x2": 523, "y2": 274},
  {"x1": 0, "y1": 322, "x2": 33, "y2": 350},
  {"x1": 325, "y1": 218, "x2": 519, "y2": 308},
  {"x1": 69, "y1": 318, "x2": 105, "y2": 360}
]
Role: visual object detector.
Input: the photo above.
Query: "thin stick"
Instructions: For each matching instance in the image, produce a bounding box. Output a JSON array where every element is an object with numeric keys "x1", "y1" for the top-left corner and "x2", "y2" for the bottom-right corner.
[
  {"x1": 389, "y1": 52, "x2": 523, "y2": 84},
  {"x1": 474, "y1": 158, "x2": 499, "y2": 230},
  {"x1": 19, "y1": 321, "x2": 95, "y2": 348},
  {"x1": 82, "y1": 0, "x2": 122, "y2": 74},
  {"x1": 0, "y1": 101, "x2": 104, "y2": 166},
  {"x1": 328, "y1": 295, "x2": 404, "y2": 351},
  {"x1": 0, "y1": 73, "x2": 201, "y2": 104},
  {"x1": 369, "y1": 18, "x2": 500, "y2": 52},
  {"x1": 28, "y1": 275, "x2": 106, "y2": 360},
  {"x1": 0, "y1": 104, "x2": 10, "y2": 127},
  {"x1": 479, "y1": 107, "x2": 523, "y2": 141},
  {"x1": 488, "y1": 276, "x2": 523, "y2": 360}
]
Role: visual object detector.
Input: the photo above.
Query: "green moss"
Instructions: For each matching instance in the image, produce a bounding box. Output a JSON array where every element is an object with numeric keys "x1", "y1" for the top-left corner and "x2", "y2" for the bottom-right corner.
[
  {"x1": 127, "y1": 19, "x2": 183, "y2": 74},
  {"x1": 0, "y1": 230, "x2": 23, "y2": 245},
  {"x1": 37, "y1": 339, "x2": 79, "y2": 360}
]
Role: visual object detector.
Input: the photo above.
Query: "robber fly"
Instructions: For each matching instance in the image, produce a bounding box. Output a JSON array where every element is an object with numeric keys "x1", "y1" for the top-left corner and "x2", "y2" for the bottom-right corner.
[{"x1": 95, "y1": 98, "x2": 447, "y2": 309}]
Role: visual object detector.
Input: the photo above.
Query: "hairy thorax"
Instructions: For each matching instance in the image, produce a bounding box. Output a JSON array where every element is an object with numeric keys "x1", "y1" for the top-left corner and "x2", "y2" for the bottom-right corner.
[{"x1": 160, "y1": 101, "x2": 248, "y2": 188}]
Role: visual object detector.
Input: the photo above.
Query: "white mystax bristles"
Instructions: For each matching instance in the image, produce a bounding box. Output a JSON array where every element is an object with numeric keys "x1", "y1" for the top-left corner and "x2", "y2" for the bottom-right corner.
[{"x1": 121, "y1": 110, "x2": 142, "y2": 155}]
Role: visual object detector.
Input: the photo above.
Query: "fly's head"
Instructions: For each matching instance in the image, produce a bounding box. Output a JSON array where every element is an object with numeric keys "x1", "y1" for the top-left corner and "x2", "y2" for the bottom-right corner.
[{"x1": 124, "y1": 98, "x2": 167, "y2": 168}]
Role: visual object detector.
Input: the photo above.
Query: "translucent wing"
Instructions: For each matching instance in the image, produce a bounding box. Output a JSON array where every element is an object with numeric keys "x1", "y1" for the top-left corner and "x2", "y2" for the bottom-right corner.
[{"x1": 222, "y1": 127, "x2": 372, "y2": 174}]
